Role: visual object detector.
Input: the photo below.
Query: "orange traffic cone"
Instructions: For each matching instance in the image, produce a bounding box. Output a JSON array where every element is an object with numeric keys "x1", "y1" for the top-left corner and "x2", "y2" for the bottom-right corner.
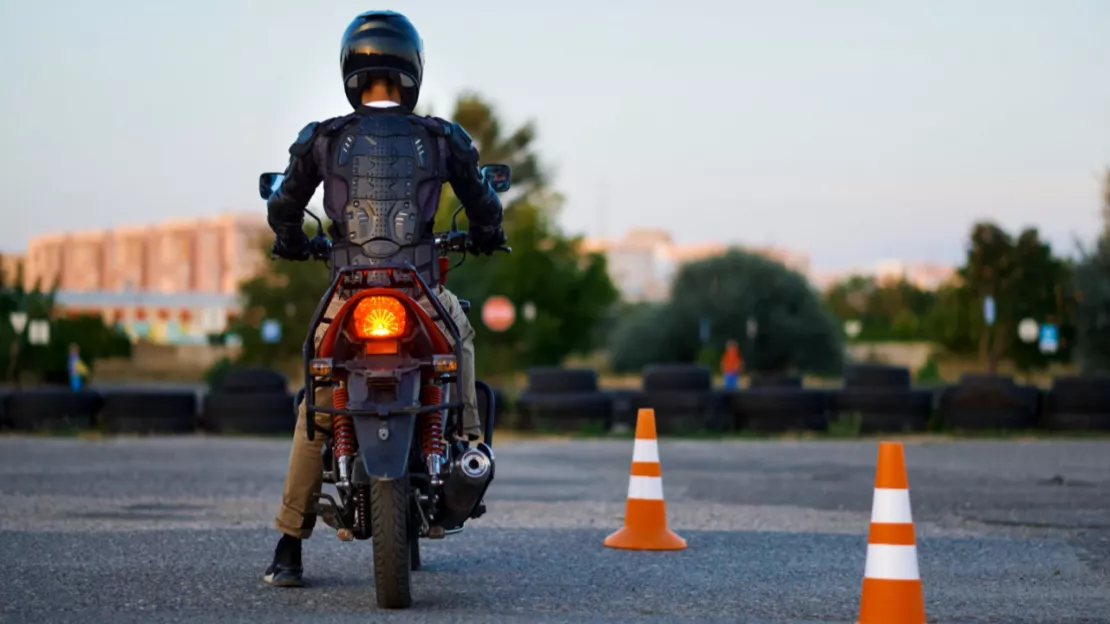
[
  {"x1": 858, "y1": 442, "x2": 926, "y2": 624},
  {"x1": 604, "y1": 408, "x2": 686, "y2": 551}
]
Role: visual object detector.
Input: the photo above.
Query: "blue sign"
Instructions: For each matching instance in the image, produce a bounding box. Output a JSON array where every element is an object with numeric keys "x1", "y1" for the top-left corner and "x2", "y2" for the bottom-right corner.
[
  {"x1": 260, "y1": 319, "x2": 282, "y2": 344},
  {"x1": 983, "y1": 296, "x2": 996, "y2": 326},
  {"x1": 1039, "y1": 323, "x2": 1058, "y2": 354}
]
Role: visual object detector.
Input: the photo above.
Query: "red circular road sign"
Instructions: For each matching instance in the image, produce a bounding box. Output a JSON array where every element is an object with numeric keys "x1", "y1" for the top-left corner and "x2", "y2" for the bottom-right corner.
[{"x1": 481, "y1": 296, "x2": 516, "y2": 332}]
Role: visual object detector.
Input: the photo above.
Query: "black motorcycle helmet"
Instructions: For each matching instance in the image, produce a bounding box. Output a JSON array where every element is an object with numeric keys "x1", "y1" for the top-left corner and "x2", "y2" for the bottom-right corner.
[{"x1": 340, "y1": 11, "x2": 424, "y2": 110}]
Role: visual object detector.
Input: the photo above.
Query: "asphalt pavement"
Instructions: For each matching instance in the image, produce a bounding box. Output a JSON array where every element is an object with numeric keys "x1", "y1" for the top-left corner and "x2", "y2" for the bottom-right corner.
[{"x1": 0, "y1": 435, "x2": 1108, "y2": 623}]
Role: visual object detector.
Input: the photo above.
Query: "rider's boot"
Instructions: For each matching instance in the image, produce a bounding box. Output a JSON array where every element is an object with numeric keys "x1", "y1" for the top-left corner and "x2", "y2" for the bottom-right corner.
[{"x1": 263, "y1": 534, "x2": 305, "y2": 587}]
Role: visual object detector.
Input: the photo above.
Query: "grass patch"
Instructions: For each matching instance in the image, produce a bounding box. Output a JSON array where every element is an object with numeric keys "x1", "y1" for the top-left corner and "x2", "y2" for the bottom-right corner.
[{"x1": 827, "y1": 412, "x2": 863, "y2": 438}]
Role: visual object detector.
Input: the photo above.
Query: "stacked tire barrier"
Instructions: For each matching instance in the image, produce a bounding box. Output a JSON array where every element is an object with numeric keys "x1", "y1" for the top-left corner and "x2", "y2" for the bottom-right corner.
[
  {"x1": 733, "y1": 374, "x2": 827, "y2": 433},
  {"x1": 5, "y1": 366, "x2": 1110, "y2": 438},
  {"x1": 515, "y1": 367, "x2": 614, "y2": 433},
  {"x1": 201, "y1": 368, "x2": 295, "y2": 435},
  {"x1": 0, "y1": 388, "x2": 9, "y2": 430},
  {"x1": 4, "y1": 388, "x2": 103, "y2": 432},
  {"x1": 829, "y1": 364, "x2": 934, "y2": 433},
  {"x1": 631, "y1": 364, "x2": 730, "y2": 434},
  {"x1": 608, "y1": 388, "x2": 640, "y2": 430},
  {"x1": 1042, "y1": 375, "x2": 1110, "y2": 431},
  {"x1": 938, "y1": 374, "x2": 1040, "y2": 431},
  {"x1": 100, "y1": 388, "x2": 198, "y2": 434}
]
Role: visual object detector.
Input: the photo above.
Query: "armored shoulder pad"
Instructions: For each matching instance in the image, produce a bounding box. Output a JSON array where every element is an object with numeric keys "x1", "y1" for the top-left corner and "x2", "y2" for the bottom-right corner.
[
  {"x1": 441, "y1": 121, "x2": 479, "y2": 165},
  {"x1": 289, "y1": 116, "x2": 353, "y2": 157},
  {"x1": 289, "y1": 121, "x2": 321, "y2": 157}
]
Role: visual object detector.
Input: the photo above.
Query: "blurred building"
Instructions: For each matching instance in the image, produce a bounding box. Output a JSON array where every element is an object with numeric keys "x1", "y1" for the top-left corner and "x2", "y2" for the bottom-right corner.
[
  {"x1": 874, "y1": 260, "x2": 958, "y2": 290},
  {"x1": 21, "y1": 212, "x2": 270, "y2": 344},
  {"x1": 582, "y1": 228, "x2": 812, "y2": 302},
  {"x1": 813, "y1": 260, "x2": 958, "y2": 292},
  {"x1": 0, "y1": 253, "x2": 22, "y2": 285}
]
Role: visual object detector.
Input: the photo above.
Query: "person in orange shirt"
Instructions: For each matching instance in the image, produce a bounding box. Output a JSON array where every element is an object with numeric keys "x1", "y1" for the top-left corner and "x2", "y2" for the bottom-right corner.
[{"x1": 720, "y1": 340, "x2": 743, "y2": 389}]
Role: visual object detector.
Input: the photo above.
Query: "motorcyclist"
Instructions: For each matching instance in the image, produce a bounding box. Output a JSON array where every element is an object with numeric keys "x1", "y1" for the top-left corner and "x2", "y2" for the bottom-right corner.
[{"x1": 262, "y1": 10, "x2": 506, "y2": 587}]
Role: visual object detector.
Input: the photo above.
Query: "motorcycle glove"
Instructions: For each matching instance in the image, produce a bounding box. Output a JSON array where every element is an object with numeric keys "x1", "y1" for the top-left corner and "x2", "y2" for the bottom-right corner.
[
  {"x1": 272, "y1": 232, "x2": 312, "y2": 261},
  {"x1": 469, "y1": 225, "x2": 506, "y2": 256}
]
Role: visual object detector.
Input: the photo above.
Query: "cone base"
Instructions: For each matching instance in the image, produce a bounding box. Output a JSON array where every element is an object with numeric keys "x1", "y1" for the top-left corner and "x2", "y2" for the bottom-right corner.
[
  {"x1": 858, "y1": 578, "x2": 925, "y2": 624},
  {"x1": 603, "y1": 526, "x2": 687, "y2": 551}
]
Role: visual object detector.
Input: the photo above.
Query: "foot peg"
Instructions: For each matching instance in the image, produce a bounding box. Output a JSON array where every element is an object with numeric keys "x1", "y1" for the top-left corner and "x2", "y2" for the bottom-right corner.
[{"x1": 319, "y1": 506, "x2": 338, "y2": 530}]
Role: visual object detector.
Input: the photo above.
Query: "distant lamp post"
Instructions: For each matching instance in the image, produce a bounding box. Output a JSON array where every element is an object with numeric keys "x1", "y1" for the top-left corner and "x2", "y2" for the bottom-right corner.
[
  {"x1": 844, "y1": 319, "x2": 862, "y2": 340},
  {"x1": 1017, "y1": 318, "x2": 1039, "y2": 344}
]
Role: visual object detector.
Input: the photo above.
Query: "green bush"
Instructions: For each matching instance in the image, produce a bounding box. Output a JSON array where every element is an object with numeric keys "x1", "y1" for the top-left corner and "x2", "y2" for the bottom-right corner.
[
  {"x1": 610, "y1": 249, "x2": 844, "y2": 376},
  {"x1": 915, "y1": 356, "x2": 942, "y2": 384}
]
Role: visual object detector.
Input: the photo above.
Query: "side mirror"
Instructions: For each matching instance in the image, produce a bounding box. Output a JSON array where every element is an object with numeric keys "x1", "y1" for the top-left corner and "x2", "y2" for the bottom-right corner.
[
  {"x1": 480, "y1": 164, "x2": 512, "y2": 193},
  {"x1": 259, "y1": 172, "x2": 285, "y2": 201}
]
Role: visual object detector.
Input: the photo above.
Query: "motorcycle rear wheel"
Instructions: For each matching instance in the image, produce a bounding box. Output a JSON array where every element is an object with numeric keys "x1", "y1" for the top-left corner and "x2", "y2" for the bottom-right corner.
[
  {"x1": 370, "y1": 477, "x2": 413, "y2": 609},
  {"x1": 409, "y1": 496, "x2": 422, "y2": 571}
]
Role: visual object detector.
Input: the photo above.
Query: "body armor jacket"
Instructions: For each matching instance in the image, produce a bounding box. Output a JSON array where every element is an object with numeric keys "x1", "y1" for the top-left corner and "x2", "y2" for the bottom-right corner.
[{"x1": 327, "y1": 112, "x2": 444, "y2": 290}]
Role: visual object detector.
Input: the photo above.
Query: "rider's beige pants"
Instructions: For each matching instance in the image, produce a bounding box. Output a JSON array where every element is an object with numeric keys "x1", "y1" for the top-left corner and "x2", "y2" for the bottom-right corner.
[{"x1": 274, "y1": 286, "x2": 479, "y2": 539}]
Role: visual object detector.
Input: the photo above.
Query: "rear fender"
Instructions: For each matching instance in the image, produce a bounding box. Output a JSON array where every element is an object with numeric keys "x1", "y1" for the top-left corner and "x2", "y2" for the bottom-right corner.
[
  {"x1": 349, "y1": 367, "x2": 422, "y2": 481},
  {"x1": 352, "y1": 413, "x2": 417, "y2": 481}
]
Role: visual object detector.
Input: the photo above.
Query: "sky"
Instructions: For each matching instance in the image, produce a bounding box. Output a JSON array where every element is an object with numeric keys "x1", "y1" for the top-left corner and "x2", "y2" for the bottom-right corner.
[{"x1": 1, "y1": 0, "x2": 1108, "y2": 272}]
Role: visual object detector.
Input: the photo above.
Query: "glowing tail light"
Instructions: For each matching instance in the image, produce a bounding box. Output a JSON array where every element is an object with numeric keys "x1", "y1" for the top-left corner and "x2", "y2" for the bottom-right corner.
[{"x1": 350, "y1": 296, "x2": 407, "y2": 340}]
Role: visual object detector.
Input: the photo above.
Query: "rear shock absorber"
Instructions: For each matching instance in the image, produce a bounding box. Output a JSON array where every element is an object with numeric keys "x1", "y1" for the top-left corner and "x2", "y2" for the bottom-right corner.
[
  {"x1": 332, "y1": 385, "x2": 354, "y2": 488},
  {"x1": 420, "y1": 385, "x2": 447, "y2": 485}
]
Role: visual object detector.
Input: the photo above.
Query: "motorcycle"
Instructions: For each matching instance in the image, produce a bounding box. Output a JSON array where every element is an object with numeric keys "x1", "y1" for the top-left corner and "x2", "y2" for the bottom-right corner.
[{"x1": 257, "y1": 163, "x2": 513, "y2": 609}]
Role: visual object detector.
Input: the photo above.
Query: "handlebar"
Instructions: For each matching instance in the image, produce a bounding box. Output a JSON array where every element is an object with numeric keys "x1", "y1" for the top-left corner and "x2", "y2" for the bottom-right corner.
[
  {"x1": 272, "y1": 230, "x2": 510, "y2": 263},
  {"x1": 433, "y1": 230, "x2": 512, "y2": 256}
]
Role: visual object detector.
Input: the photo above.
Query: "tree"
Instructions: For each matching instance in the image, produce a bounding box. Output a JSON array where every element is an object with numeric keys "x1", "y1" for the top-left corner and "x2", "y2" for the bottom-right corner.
[
  {"x1": 610, "y1": 249, "x2": 845, "y2": 376},
  {"x1": 944, "y1": 221, "x2": 1072, "y2": 373},
  {"x1": 824, "y1": 275, "x2": 937, "y2": 342},
  {"x1": 0, "y1": 261, "x2": 131, "y2": 384},
  {"x1": 1008, "y1": 229, "x2": 1074, "y2": 371},
  {"x1": 922, "y1": 282, "x2": 980, "y2": 356},
  {"x1": 961, "y1": 222, "x2": 1018, "y2": 373},
  {"x1": 1074, "y1": 169, "x2": 1110, "y2": 371}
]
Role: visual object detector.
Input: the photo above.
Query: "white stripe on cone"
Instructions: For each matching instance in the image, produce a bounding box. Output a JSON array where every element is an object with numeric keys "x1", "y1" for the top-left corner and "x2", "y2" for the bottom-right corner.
[
  {"x1": 631, "y1": 439, "x2": 660, "y2": 463},
  {"x1": 863, "y1": 544, "x2": 921, "y2": 581},
  {"x1": 627, "y1": 475, "x2": 664, "y2": 500},
  {"x1": 870, "y1": 488, "x2": 914, "y2": 524}
]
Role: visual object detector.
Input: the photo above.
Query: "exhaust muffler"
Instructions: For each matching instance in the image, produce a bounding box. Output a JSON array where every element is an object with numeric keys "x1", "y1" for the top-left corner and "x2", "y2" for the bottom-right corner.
[{"x1": 436, "y1": 443, "x2": 495, "y2": 530}]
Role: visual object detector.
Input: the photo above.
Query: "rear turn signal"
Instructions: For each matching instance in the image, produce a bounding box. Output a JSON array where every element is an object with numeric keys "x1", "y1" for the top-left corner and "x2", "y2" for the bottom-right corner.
[
  {"x1": 309, "y1": 358, "x2": 333, "y2": 376},
  {"x1": 433, "y1": 354, "x2": 458, "y2": 375},
  {"x1": 351, "y1": 296, "x2": 407, "y2": 340}
]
